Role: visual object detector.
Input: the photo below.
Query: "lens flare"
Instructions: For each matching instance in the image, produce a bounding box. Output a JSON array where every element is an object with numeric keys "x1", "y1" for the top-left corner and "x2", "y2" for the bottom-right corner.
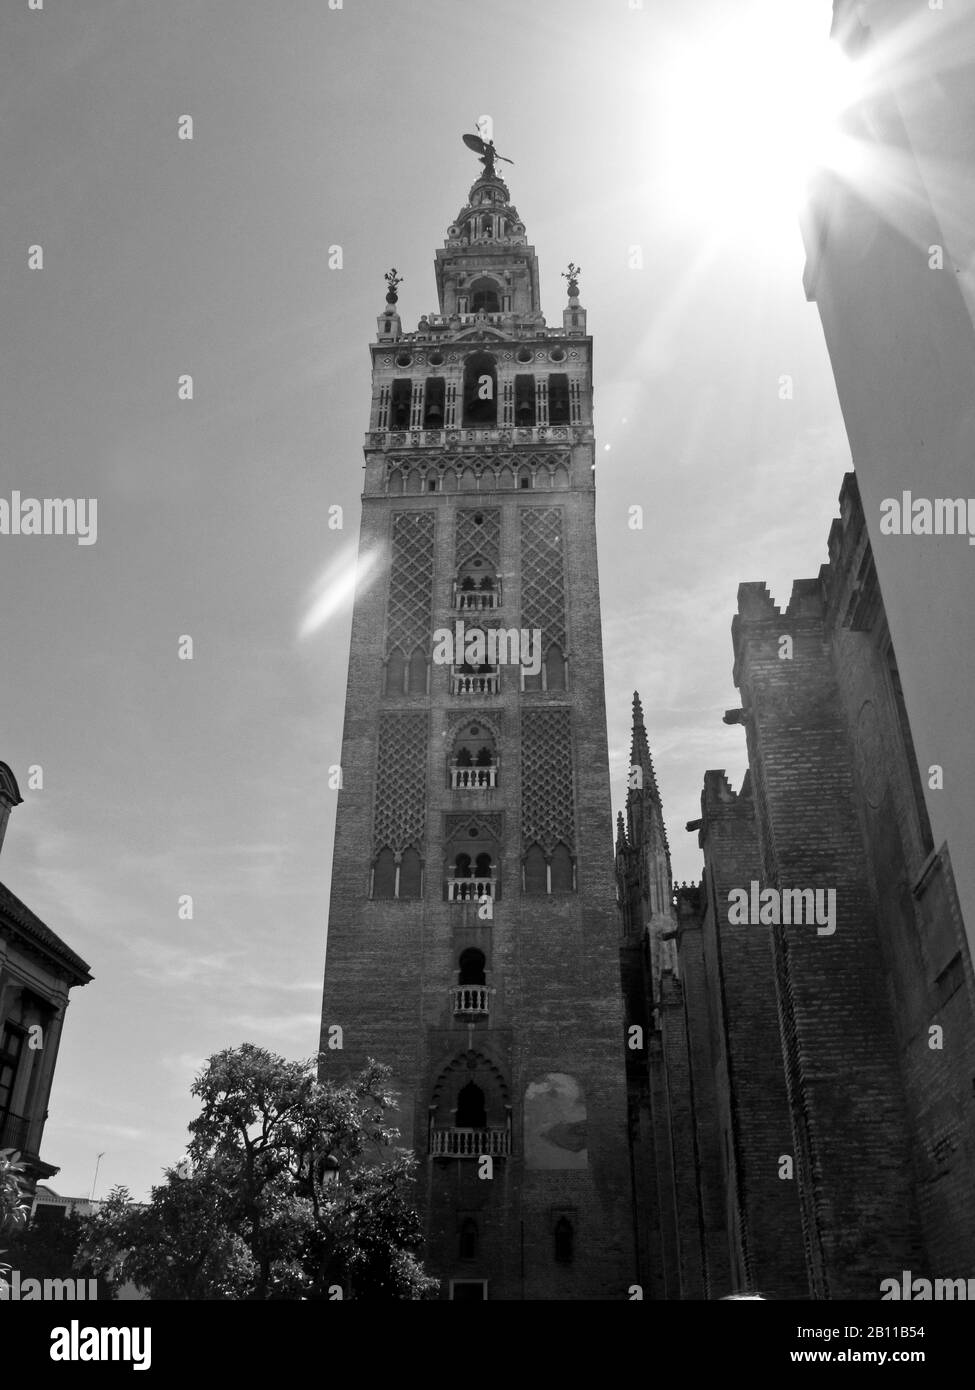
[{"x1": 297, "y1": 543, "x2": 383, "y2": 640}]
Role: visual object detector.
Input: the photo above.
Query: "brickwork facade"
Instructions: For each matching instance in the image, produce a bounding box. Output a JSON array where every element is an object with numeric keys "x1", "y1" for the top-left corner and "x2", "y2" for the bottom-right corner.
[
  {"x1": 320, "y1": 153, "x2": 634, "y2": 1299},
  {"x1": 617, "y1": 475, "x2": 974, "y2": 1299}
]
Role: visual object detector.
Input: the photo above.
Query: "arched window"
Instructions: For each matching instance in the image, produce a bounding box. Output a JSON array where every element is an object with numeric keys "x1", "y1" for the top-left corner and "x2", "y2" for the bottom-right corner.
[
  {"x1": 399, "y1": 847, "x2": 422, "y2": 898},
  {"x1": 385, "y1": 649, "x2": 406, "y2": 695},
  {"x1": 390, "y1": 379, "x2": 412, "y2": 429},
  {"x1": 514, "y1": 375, "x2": 535, "y2": 427},
  {"x1": 549, "y1": 374, "x2": 570, "y2": 425},
  {"x1": 545, "y1": 644, "x2": 566, "y2": 691},
  {"x1": 459, "y1": 1218, "x2": 479, "y2": 1261},
  {"x1": 455, "y1": 852, "x2": 472, "y2": 878},
  {"x1": 373, "y1": 848, "x2": 396, "y2": 899},
  {"x1": 463, "y1": 353, "x2": 498, "y2": 426},
  {"x1": 554, "y1": 1217, "x2": 574, "y2": 1264},
  {"x1": 524, "y1": 844, "x2": 547, "y2": 894},
  {"x1": 459, "y1": 948, "x2": 486, "y2": 985},
  {"x1": 456, "y1": 1082, "x2": 487, "y2": 1129},
  {"x1": 408, "y1": 647, "x2": 427, "y2": 694},
  {"x1": 551, "y1": 843, "x2": 574, "y2": 892},
  {"x1": 424, "y1": 378, "x2": 445, "y2": 428},
  {"x1": 450, "y1": 724, "x2": 497, "y2": 790},
  {"x1": 474, "y1": 851, "x2": 493, "y2": 879},
  {"x1": 470, "y1": 276, "x2": 499, "y2": 312}
]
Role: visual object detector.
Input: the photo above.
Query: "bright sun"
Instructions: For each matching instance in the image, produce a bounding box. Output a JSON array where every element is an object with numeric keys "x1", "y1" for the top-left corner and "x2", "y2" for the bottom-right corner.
[{"x1": 655, "y1": 4, "x2": 861, "y2": 229}]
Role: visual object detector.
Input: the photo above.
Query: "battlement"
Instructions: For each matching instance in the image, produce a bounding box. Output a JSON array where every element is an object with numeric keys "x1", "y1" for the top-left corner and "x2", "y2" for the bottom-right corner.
[{"x1": 674, "y1": 882, "x2": 703, "y2": 918}]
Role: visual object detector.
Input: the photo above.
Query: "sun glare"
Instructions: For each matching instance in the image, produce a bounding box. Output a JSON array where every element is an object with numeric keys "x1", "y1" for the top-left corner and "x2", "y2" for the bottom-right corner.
[
  {"x1": 297, "y1": 543, "x2": 383, "y2": 641},
  {"x1": 657, "y1": 6, "x2": 862, "y2": 229}
]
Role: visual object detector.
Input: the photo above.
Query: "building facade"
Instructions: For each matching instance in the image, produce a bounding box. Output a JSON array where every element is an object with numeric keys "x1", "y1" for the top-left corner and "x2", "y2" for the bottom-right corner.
[
  {"x1": 0, "y1": 762, "x2": 92, "y2": 1185},
  {"x1": 319, "y1": 147, "x2": 634, "y2": 1299},
  {"x1": 803, "y1": 0, "x2": 975, "y2": 957},
  {"x1": 618, "y1": 475, "x2": 975, "y2": 1298}
]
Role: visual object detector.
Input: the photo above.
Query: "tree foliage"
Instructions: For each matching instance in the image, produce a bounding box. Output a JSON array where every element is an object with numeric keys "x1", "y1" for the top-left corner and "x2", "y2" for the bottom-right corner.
[
  {"x1": 75, "y1": 1046, "x2": 438, "y2": 1301},
  {"x1": 1, "y1": 1207, "x2": 112, "y2": 1299},
  {"x1": 1, "y1": 1148, "x2": 34, "y2": 1298},
  {"x1": 0, "y1": 1149, "x2": 31, "y2": 1235}
]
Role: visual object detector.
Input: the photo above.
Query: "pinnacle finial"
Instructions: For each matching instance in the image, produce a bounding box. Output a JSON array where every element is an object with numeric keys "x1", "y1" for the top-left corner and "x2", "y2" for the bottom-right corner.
[
  {"x1": 562, "y1": 263, "x2": 581, "y2": 298},
  {"x1": 384, "y1": 268, "x2": 402, "y2": 305}
]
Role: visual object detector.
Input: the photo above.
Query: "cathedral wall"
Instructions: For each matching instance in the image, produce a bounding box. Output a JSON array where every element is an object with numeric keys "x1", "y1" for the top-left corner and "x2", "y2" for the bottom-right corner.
[
  {"x1": 674, "y1": 900, "x2": 732, "y2": 1299},
  {"x1": 696, "y1": 779, "x2": 807, "y2": 1299},
  {"x1": 733, "y1": 587, "x2": 925, "y2": 1297},
  {"x1": 823, "y1": 477, "x2": 975, "y2": 1277}
]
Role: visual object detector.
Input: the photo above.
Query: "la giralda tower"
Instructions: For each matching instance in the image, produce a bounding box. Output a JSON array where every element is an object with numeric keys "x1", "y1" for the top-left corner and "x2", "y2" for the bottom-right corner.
[{"x1": 320, "y1": 133, "x2": 633, "y2": 1300}]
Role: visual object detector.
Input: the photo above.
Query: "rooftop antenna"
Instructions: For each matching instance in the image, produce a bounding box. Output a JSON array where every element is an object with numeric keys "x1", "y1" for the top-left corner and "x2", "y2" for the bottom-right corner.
[{"x1": 88, "y1": 1151, "x2": 105, "y2": 1202}]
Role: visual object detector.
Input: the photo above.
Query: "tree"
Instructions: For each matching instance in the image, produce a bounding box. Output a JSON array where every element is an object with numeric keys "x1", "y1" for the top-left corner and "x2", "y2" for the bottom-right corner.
[
  {"x1": 0, "y1": 1148, "x2": 33, "y2": 1298},
  {"x1": 76, "y1": 1047, "x2": 438, "y2": 1300},
  {"x1": 1, "y1": 1207, "x2": 111, "y2": 1298}
]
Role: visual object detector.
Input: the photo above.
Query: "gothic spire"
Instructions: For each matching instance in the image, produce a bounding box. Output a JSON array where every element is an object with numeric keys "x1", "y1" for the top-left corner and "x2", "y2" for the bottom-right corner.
[{"x1": 629, "y1": 692, "x2": 664, "y2": 817}]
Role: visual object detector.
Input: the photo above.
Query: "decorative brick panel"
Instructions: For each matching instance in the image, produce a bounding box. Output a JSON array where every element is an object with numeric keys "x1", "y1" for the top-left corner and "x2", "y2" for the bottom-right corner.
[
  {"x1": 521, "y1": 708, "x2": 574, "y2": 852},
  {"x1": 373, "y1": 713, "x2": 427, "y2": 854}
]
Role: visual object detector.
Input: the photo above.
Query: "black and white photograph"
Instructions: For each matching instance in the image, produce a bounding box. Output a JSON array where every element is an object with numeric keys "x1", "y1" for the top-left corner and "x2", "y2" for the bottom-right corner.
[{"x1": 2, "y1": 0, "x2": 974, "y2": 1367}]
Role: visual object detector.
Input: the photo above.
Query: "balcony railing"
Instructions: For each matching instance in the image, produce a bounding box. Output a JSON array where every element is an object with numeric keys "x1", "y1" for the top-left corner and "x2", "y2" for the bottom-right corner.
[
  {"x1": 0, "y1": 1110, "x2": 30, "y2": 1152},
  {"x1": 452, "y1": 985, "x2": 491, "y2": 1016},
  {"x1": 429, "y1": 1127, "x2": 511, "y2": 1158},
  {"x1": 451, "y1": 669, "x2": 499, "y2": 695},
  {"x1": 446, "y1": 876, "x2": 496, "y2": 903},
  {"x1": 450, "y1": 765, "x2": 498, "y2": 790},
  {"x1": 454, "y1": 588, "x2": 501, "y2": 612},
  {"x1": 369, "y1": 424, "x2": 585, "y2": 450}
]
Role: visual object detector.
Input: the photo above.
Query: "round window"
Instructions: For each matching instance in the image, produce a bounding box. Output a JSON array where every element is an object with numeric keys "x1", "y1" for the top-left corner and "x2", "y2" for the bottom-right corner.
[
  {"x1": 550, "y1": 346, "x2": 566, "y2": 363},
  {"x1": 429, "y1": 351, "x2": 444, "y2": 366},
  {"x1": 516, "y1": 347, "x2": 533, "y2": 363},
  {"x1": 395, "y1": 351, "x2": 412, "y2": 367}
]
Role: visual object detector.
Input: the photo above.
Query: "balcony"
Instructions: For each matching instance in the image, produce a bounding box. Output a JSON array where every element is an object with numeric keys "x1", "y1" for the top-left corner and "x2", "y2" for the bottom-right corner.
[
  {"x1": 0, "y1": 1109, "x2": 30, "y2": 1151},
  {"x1": 454, "y1": 586, "x2": 501, "y2": 612},
  {"x1": 452, "y1": 985, "x2": 491, "y2": 1017},
  {"x1": 446, "y1": 876, "x2": 496, "y2": 903},
  {"x1": 368, "y1": 424, "x2": 585, "y2": 451},
  {"x1": 449, "y1": 764, "x2": 498, "y2": 790},
  {"x1": 429, "y1": 1127, "x2": 511, "y2": 1159},
  {"x1": 451, "y1": 669, "x2": 499, "y2": 696}
]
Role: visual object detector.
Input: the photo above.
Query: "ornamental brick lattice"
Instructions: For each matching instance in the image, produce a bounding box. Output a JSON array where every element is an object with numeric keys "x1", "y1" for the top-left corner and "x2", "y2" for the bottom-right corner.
[
  {"x1": 385, "y1": 512, "x2": 434, "y2": 657},
  {"x1": 520, "y1": 508, "x2": 566, "y2": 650},
  {"x1": 521, "y1": 708, "x2": 575, "y2": 852},
  {"x1": 373, "y1": 714, "x2": 428, "y2": 853}
]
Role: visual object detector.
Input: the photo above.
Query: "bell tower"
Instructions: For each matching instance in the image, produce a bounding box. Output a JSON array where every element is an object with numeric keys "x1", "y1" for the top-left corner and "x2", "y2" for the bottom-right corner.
[{"x1": 320, "y1": 134, "x2": 633, "y2": 1300}]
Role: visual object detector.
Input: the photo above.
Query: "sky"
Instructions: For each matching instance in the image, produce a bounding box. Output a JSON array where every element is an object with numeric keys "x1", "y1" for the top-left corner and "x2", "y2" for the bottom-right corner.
[{"x1": 0, "y1": 0, "x2": 852, "y2": 1202}]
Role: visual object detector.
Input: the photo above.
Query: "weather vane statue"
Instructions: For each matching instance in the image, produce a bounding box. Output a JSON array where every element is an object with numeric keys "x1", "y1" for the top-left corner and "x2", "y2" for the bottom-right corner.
[{"x1": 462, "y1": 116, "x2": 514, "y2": 178}]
